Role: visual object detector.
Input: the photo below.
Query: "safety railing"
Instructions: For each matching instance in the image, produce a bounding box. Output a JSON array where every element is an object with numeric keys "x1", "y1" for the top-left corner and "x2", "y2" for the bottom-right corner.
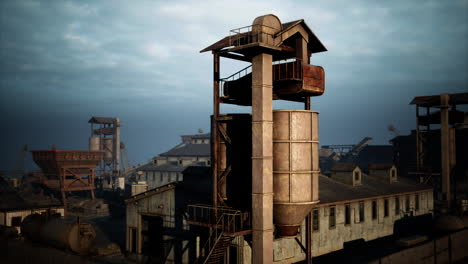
[
  {"x1": 187, "y1": 204, "x2": 250, "y2": 234},
  {"x1": 229, "y1": 24, "x2": 277, "y2": 47},
  {"x1": 273, "y1": 60, "x2": 303, "y2": 81}
]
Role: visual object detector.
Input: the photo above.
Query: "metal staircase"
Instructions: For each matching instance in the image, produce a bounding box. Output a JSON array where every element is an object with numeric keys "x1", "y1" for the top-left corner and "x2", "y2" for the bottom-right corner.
[{"x1": 188, "y1": 205, "x2": 251, "y2": 264}]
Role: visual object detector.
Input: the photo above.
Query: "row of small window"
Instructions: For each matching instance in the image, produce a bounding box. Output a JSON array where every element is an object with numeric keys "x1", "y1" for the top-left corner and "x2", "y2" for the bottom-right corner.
[
  {"x1": 140, "y1": 172, "x2": 183, "y2": 182},
  {"x1": 312, "y1": 193, "x2": 422, "y2": 231}
]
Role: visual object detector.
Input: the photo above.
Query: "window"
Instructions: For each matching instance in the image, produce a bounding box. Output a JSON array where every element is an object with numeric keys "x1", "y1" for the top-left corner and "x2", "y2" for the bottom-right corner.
[
  {"x1": 415, "y1": 194, "x2": 419, "y2": 211},
  {"x1": 406, "y1": 195, "x2": 410, "y2": 212},
  {"x1": 354, "y1": 171, "x2": 360, "y2": 181},
  {"x1": 329, "y1": 207, "x2": 336, "y2": 228},
  {"x1": 312, "y1": 209, "x2": 319, "y2": 231},
  {"x1": 345, "y1": 204, "x2": 351, "y2": 225},
  {"x1": 395, "y1": 197, "x2": 400, "y2": 215},
  {"x1": 11, "y1": 216, "x2": 22, "y2": 227},
  {"x1": 372, "y1": 200, "x2": 377, "y2": 220},
  {"x1": 384, "y1": 199, "x2": 389, "y2": 217},
  {"x1": 359, "y1": 201, "x2": 365, "y2": 222}
]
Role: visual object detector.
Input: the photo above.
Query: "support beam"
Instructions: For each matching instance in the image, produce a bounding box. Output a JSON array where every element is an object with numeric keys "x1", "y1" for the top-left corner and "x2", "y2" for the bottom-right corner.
[
  {"x1": 440, "y1": 94, "x2": 451, "y2": 208},
  {"x1": 212, "y1": 52, "x2": 220, "y2": 209},
  {"x1": 251, "y1": 53, "x2": 273, "y2": 264}
]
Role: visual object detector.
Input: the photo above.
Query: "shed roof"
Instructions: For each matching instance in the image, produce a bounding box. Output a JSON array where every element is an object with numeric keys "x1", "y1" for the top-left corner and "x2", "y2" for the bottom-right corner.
[
  {"x1": 331, "y1": 162, "x2": 359, "y2": 172},
  {"x1": 410, "y1": 93, "x2": 468, "y2": 107},
  {"x1": 318, "y1": 174, "x2": 431, "y2": 205},
  {"x1": 125, "y1": 182, "x2": 179, "y2": 204}
]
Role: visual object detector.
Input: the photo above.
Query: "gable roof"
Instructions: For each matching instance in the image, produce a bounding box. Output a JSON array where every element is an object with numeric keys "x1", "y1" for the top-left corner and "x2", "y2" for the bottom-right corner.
[{"x1": 201, "y1": 19, "x2": 326, "y2": 54}]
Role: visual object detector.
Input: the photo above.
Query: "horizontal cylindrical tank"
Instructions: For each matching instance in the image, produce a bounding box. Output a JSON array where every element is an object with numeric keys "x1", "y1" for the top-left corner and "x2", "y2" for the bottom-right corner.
[
  {"x1": 273, "y1": 110, "x2": 320, "y2": 236},
  {"x1": 102, "y1": 138, "x2": 113, "y2": 165},
  {"x1": 89, "y1": 137, "x2": 100, "y2": 151},
  {"x1": 21, "y1": 214, "x2": 96, "y2": 254}
]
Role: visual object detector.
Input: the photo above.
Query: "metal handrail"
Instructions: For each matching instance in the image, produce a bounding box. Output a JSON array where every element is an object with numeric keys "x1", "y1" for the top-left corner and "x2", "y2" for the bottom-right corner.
[
  {"x1": 187, "y1": 204, "x2": 250, "y2": 233},
  {"x1": 228, "y1": 24, "x2": 277, "y2": 47},
  {"x1": 273, "y1": 60, "x2": 303, "y2": 81},
  {"x1": 220, "y1": 65, "x2": 252, "y2": 82}
]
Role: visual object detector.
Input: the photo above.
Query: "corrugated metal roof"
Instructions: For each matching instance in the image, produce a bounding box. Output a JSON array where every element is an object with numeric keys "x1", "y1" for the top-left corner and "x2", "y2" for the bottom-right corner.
[
  {"x1": 368, "y1": 163, "x2": 395, "y2": 170},
  {"x1": 160, "y1": 143, "x2": 210, "y2": 157},
  {"x1": 125, "y1": 182, "x2": 179, "y2": 204},
  {"x1": 88, "y1": 117, "x2": 116, "y2": 124},
  {"x1": 331, "y1": 162, "x2": 359, "y2": 172},
  {"x1": 138, "y1": 161, "x2": 207, "y2": 172},
  {"x1": 318, "y1": 174, "x2": 431, "y2": 205}
]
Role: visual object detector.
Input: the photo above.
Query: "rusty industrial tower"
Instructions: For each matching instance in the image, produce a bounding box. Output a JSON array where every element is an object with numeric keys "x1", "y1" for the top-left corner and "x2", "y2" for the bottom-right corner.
[{"x1": 189, "y1": 14, "x2": 327, "y2": 263}]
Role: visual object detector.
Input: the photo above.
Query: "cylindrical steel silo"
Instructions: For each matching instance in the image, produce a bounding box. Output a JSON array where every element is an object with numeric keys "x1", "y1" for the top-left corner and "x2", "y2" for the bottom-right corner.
[
  {"x1": 102, "y1": 138, "x2": 113, "y2": 165},
  {"x1": 272, "y1": 110, "x2": 320, "y2": 236},
  {"x1": 89, "y1": 137, "x2": 100, "y2": 151}
]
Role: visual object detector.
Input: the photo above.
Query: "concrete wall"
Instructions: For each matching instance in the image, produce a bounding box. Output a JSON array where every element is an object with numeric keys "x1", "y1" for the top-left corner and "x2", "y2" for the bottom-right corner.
[{"x1": 242, "y1": 189, "x2": 433, "y2": 263}]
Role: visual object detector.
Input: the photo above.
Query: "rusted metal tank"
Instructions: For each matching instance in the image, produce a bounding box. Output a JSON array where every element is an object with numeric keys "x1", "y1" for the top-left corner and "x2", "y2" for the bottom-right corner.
[
  {"x1": 89, "y1": 137, "x2": 100, "y2": 151},
  {"x1": 20, "y1": 214, "x2": 46, "y2": 241},
  {"x1": 215, "y1": 114, "x2": 252, "y2": 211},
  {"x1": 21, "y1": 214, "x2": 96, "y2": 254},
  {"x1": 273, "y1": 110, "x2": 320, "y2": 236}
]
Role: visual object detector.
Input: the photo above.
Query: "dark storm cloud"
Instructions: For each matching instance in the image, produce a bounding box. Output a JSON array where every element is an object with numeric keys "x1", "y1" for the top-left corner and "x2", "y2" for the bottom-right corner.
[{"x1": 0, "y1": 0, "x2": 467, "y2": 170}]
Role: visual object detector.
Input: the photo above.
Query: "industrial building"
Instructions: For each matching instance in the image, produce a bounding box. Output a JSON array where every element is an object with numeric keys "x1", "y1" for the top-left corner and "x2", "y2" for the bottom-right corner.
[
  {"x1": 125, "y1": 166, "x2": 212, "y2": 263},
  {"x1": 125, "y1": 162, "x2": 434, "y2": 263},
  {"x1": 136, "y1": 133, "x2": 210, "y2": 189},
  {"x1": 0, "y1": 176, "x2": 65, "y2": 233}
]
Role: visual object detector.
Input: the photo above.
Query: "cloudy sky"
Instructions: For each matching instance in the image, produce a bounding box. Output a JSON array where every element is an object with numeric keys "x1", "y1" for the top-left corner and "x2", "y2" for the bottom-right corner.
[{"x1": 1, "y1": 0, "x2": 467, "y2": 170}]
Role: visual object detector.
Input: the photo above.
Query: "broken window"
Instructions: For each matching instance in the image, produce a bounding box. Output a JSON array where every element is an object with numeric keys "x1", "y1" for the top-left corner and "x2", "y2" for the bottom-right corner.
[
  {"x1": 384, "y1": 199, "x2": 389, "y2": 217},
  {"x1": 345, "y1": 204, "x2": 351, "y2": 225},
  {"x1": 372, "y1": 200, "x2": 377, "y2": 220},
  {"x1": 359, "y1": 201, "x2": 365, "y2": 222},
  {"x1": 395, "y1": 197, "x2": 400, "y2": 215},
  {"x1": 329, "y1": 206, "x2": 336, "y2": 228},
  {"x1": 406, "y1": 195, "x2": 410, "y2": 212},
  {"x1": 312, "y1": 209, "x2": 319, "y2": 231},
  {"x1": 415, "y1": 194, "x2": 419, "y2": 211}
]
